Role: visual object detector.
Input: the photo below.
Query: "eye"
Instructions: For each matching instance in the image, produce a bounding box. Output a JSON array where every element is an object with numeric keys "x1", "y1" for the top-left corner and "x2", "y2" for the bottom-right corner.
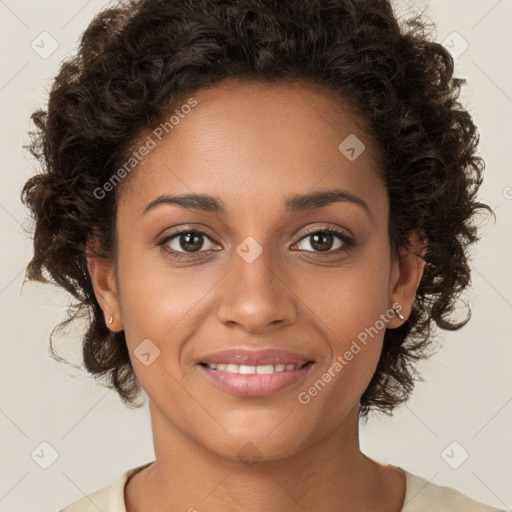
[
  {"x1": 157, "y1": 225, "x2": 356, "y2": 262},
  {"x1": 157, "y1": 229, "x2": 221, "y2": 260},
  {"x1": 292, "y1": 227, "x2": 355, "y2": 254}
]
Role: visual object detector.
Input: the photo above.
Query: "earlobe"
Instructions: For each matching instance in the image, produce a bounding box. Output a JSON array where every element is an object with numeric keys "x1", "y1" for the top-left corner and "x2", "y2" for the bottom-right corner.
[
  {"x1": 86, "y1": 252, "x2": 123, "y2": 332},
  {"x1": 388, "y1": 230, "x2": 427, "y2": 327}
]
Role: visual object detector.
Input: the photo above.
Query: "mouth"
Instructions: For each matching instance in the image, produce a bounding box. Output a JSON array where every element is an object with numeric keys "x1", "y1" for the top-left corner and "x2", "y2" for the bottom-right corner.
[{"x1": 194, "y1": 348, "x2": 315, "y2": 397}]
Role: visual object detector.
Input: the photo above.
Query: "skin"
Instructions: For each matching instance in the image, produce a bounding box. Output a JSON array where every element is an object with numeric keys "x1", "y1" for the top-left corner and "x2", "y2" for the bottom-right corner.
[{"x1": 87, "y1": 79, "x2": 426, "y2": 512}]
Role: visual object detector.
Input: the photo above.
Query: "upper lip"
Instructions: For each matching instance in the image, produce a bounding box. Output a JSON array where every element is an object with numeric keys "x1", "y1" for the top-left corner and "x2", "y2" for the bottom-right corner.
[{"x1": 197, "y1": 348, "x2": 313, "y2": 367}]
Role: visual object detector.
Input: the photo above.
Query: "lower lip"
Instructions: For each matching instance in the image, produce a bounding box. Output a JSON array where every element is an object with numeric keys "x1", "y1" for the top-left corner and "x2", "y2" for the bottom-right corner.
[{"x1": 197, "y1": 362, "x2": 314, "y2": 397}]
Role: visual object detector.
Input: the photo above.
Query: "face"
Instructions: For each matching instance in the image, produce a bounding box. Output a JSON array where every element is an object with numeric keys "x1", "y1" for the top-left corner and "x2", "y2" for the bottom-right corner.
[{"x1": 89, "y1": 79, "x2": 424, "y2": 462}]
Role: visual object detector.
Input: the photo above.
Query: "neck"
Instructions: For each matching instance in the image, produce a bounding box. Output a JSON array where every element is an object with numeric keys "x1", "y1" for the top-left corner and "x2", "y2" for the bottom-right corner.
[{"x1": 125, "y1": 401, "x2": 405, "y2": 512}]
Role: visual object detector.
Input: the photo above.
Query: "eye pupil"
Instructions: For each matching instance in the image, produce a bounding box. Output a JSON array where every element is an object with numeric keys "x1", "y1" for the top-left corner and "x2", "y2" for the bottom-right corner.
[
  {"x1": 311, "y1": 233, "x2": 333, "y2": 252},
  {"x1": 180, "y1": 232, "x2": 203, "y2": 252}
]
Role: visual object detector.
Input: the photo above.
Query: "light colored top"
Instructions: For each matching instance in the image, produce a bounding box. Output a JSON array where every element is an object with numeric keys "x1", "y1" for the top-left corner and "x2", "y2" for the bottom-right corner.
[{"x1": 57, "y1": 461, "x2": 505, "y2": 511}]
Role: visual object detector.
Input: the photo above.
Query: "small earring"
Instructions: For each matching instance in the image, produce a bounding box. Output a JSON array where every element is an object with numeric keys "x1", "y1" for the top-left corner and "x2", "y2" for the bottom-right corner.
[
  {"x1": 109, "y1": 316, "x2": 113, "y2": 325},
  {"x1": 393, "y1": 307, "x2": 405, "y2": 320}
]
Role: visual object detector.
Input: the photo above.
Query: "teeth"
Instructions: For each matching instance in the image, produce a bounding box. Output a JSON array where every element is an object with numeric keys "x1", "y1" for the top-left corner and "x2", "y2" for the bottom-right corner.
[{"x1": 207, "y1": 363, "x2": 302, "y2": 374}]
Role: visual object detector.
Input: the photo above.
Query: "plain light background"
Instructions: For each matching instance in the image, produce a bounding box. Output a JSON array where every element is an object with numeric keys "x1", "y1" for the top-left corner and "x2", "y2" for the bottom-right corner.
[{"x1": 0, "y1": 0, "x2": 511, "y2": 511}]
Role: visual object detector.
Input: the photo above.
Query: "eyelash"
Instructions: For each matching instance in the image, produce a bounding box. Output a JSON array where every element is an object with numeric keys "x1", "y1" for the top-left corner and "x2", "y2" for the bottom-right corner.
[{"x1": 156, "y1": 226, "x2": 355, "y2": 262}]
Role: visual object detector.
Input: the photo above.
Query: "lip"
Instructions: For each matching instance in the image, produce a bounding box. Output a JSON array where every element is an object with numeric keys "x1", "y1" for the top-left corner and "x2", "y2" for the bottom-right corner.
[
  {"x1": 196, "y1": 348, "x2": 315, "y2": 397},
  {"x1": 197, "y1": 348, "x2": 312, "y2": 367}
]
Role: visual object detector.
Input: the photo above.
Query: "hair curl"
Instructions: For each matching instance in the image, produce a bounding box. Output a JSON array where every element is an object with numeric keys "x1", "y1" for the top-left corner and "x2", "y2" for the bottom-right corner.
[{"x1": 21, "y1": 0, "x2": 494, "y2": 418}]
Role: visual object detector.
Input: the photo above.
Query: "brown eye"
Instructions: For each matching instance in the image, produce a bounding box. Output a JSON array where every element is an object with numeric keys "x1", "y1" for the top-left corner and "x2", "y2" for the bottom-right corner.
[
  {"x1": 294, "y1": 228, "x2": 354, "y2": 254},
  {"x1": 309, "y1": 232, "x2": 336, "y2": 252},
  {"x1": 157, "y1": 229, "x2": 221, "y2": 260},
  {"x1": 177, "y1": 232, "x2": 205, "y2": 252}
]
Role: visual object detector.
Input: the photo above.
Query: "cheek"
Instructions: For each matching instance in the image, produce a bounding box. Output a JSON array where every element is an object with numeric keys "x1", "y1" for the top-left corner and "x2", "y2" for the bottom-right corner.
[
  {"x1": 306, "y1": 246, "x2": 391, "y2": 392},
  {"x1": 302, "y1": 240, "x2": 391, "y2": 335},
  {"x1": 116, "y1": 243, "x2": 215, "y2": 343},
  {"x1": 115, "y1": 245, "x2": 227, "y2": 399}
]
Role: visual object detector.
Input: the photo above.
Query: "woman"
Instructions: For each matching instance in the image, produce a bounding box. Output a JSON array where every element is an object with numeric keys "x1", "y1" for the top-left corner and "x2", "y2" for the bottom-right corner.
[{"x1": 21, "y1": 0, "x2": 502, "y2": 510}]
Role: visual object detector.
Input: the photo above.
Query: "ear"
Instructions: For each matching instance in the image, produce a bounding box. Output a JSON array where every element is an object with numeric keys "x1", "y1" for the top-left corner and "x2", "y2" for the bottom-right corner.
[
  {"x1": 387, "y1": 229, "x2": 427, "y2": 328},
  {"x1": 86, "y1": 239, "x2": 123, "y2": 332}
]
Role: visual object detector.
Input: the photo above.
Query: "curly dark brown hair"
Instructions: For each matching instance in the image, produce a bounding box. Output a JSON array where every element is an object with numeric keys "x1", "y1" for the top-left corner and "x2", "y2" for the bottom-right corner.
[{"x1": 21, "y1": 0, "x2": 494, "y2": 418}]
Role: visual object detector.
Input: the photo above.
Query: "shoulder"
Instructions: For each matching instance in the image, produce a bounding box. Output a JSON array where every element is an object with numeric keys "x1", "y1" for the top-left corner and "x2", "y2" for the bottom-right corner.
[
  {"x1": 56, "y1": 462, "x2": 154, "y2": 512},
  {"x1": 400, "y1": 467, "x2": 505, "y2": 512}
]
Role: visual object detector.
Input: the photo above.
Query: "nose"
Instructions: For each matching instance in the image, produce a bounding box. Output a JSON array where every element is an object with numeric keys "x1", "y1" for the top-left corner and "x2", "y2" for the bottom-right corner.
[{"x1": 216, "y1": 244, "x2": 298, "y2": 333}]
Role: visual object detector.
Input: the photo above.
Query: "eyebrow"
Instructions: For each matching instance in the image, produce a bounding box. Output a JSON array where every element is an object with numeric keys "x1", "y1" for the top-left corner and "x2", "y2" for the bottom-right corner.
[{"x1": 141, "y1": 188, "x2": 372, "y2": 220}]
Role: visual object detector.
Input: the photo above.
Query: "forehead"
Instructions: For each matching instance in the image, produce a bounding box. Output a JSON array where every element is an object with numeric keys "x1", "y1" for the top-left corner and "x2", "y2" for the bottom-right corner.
[{"x1": 120, "y1": 79, "x2": 387, "y2": 218}]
